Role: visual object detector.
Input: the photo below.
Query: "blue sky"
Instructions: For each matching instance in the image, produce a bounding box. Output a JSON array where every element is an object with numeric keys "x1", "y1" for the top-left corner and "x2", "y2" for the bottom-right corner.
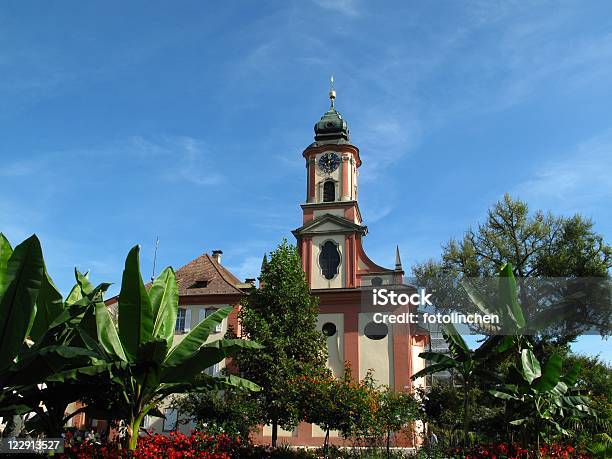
[{"x1": 1, "y1": 1, "x2": 610, "y2": 360}]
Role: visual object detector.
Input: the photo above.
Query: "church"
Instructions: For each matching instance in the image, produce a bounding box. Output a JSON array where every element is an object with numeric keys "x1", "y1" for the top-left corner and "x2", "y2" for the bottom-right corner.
[
  {"x1": 99, "y1": 85, "x2": 429, "y2": 446},
  {"x1": 251, "y1": 85, "x2": 428, "y2": 446}
]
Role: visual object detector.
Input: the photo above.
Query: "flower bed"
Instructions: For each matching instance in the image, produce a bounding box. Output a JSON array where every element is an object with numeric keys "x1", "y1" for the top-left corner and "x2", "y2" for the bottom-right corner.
[
  {"x1": 60, "y1": 431, "x2": 242, "y2": 459},
  {"x1": 444, "y1": 442, "x2": 589, "y2": 459}
]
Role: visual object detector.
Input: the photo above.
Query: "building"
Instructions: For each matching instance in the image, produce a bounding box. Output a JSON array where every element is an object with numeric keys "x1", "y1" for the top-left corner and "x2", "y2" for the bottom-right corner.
[{"x1": 251, "y1": 85, "x2": 429, "y2": 447}]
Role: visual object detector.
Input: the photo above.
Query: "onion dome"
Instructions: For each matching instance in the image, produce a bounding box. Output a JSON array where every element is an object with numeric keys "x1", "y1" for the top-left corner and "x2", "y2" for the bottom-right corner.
[{"x1": 313, "y1": 77, "x2": 350, "y2": 143}]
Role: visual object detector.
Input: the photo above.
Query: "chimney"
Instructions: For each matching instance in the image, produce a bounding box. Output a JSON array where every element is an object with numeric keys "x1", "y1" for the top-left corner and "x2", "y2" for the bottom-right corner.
[
  {"x1": 212, "y1": 250, "x2": 223, "y2": 264},
  {"x1": 245, "y1": 278, "x2": 256, "y2": 286}
]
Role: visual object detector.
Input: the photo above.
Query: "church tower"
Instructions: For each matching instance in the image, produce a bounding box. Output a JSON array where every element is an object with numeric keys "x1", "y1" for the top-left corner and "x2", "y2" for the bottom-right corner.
[{"x1": 293, "y1": 80, "x2": 403, "y2": 289}]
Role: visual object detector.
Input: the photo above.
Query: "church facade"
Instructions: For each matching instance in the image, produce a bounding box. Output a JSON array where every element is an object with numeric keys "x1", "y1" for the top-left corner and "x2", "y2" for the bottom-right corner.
[{"x1": 252, "y1": 88, "x2": 429, "y2": 446}]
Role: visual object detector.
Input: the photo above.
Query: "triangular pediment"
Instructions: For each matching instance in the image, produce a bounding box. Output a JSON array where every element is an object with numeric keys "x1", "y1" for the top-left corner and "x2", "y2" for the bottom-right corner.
[{"x1": 292, "y1": 213, "x2": 367, "y2": 237}]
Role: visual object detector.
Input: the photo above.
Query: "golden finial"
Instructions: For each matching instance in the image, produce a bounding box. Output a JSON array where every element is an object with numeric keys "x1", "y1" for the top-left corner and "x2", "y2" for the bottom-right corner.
[{"x1": 329, "y1": 75, "x2": 336, "y2": 109}]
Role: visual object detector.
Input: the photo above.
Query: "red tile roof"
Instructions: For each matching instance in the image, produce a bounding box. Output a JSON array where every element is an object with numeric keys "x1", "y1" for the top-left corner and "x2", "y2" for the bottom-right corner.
[{"x1": 174, "y1": 253, "x2": 245, "y2": 296}]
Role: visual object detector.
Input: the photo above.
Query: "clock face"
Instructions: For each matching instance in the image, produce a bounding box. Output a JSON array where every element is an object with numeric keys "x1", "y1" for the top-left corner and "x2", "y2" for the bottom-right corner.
[{"x1": 318, "y1": 152, "x2": 341, "y2": 174}]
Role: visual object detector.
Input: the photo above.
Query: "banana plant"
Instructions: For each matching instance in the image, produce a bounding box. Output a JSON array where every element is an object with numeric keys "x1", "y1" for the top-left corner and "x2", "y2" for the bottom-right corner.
[
  {"x1": 411, "y1": 322, "x2": 500, "y2": 445},
  {"x1": 490, "y1": 348, "x2": 595, "y2": 449},
  {"x1": 0, "y1": 234, "x2": 110, "y2": 435},
  {"x1": 83, "y1": 245, "x2": 261, "y2": 450},
  {"x1": 411, "y1": 263, "x2": 526, "y2": 445},
  {"x1": 0, "y1": 269, "x2": 114, "y2": 436}
]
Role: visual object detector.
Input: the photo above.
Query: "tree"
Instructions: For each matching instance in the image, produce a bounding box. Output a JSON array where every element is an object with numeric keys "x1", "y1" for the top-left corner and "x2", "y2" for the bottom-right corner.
[
  {"x1": 234, "y1": 240, "x2": 328, "y2": 447},
  {"x1": 296, "y1": 365, "x2": 378, "y2": 457},
  {"x1": 172, "y1": 385, "x2": 260, "y2": 440},
  {"x1": 375, "y1": 387, "x2": 419, "y2": 458},
  {"x1": 76, "y1": 245, "x2": 262, "y2": 450},
  {"x1": 413, "y1": 194, "x2": 611, "y2": 343}
]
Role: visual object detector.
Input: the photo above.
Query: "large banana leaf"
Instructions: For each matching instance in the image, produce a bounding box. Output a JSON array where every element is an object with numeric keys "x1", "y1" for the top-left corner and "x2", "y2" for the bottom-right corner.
[
  {"x1": 521, "y1": 349, "x2": 541, "y2": 384},
  {"x1": 161, "y1": 338, "x2": 262, "y2": 383},
  {"x1": 150, "y1": 267, "x2": 178, "y2": 349},
  {"x1": 0, "y1": 235, "x2": 45, "y2": 370},
  {"x1": 95, "y1": 300, "x2": 127, "y2": 361},
  {"x1": 118, "y1": 246, "x2": 153, "y2": 361},
  {"x1": 134, "y1": 339, "x2": 168, "y2": 387},
  {"x1": 411, "y1": 362, "x2": 455, "y2": 380},
  {"x1": 29, "y1": 270, "x2": 64, "y2": 342},
  {"x1": 498, "y1": 263, "x2": 525, "y2": 329},
  {"x1": 65, "y1": 271, "x2": 87, "y2": 305},
  {"x1": 441, "y1": 322, "x2": 470, "y2": 361},
  {"x1": 0, "y1": 233, "x2": 13, "y2": 293},
  {"x1": 534, "y1": 354, "x2": 562, "y2": 393},
  {"x1": 164, "y1": 306, "x2": 232, "y2": 366},
  {"x1": 417, "y1": 351, "x2": 457, "y2": 367}
]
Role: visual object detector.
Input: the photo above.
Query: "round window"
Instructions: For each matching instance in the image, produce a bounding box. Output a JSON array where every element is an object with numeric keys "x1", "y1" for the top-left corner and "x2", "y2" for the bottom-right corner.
[
  {"x1": 364, "y1": 322, "x2": 388, "y2": 340},
  {"x1": 322, "y1": 322, "x2": 337, "y2": 337}
]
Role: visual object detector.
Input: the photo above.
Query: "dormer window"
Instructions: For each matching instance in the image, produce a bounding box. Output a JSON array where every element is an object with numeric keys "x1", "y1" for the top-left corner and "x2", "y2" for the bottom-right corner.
[
  {"x1": 323, "y1": 181, "x2": 335, "y2": 202},
  {"x1": 190, "y1": 280, "x2": 208, "y2": 289}
]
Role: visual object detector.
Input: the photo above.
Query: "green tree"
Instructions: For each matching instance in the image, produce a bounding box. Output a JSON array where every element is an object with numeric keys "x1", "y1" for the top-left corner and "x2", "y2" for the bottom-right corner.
[
  {"x1": 172, "y1": 385, "x2": 260, "y2": 439},
  {"x1": 296, "y1": 365, "x2": 379, "y2": 456},
  {"x1": 234, "y1": 240, "x2": 328, "y2": 447},
  {"x1": 375, "y1": 387, "x2": 420, "y2": 458},
  {"x1": 413, "y1": 194, "x2": 611, "y2": 343}
]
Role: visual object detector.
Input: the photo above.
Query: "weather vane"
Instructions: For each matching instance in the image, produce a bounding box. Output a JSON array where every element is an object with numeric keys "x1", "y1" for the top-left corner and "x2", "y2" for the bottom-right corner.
[{"x1": 329, "y1": 75, "x2": 336, "y2": 109}]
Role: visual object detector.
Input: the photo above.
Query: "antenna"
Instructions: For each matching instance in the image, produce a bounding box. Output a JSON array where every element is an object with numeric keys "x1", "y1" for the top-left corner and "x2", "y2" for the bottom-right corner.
[{"x1": 151, "y1": 237, "x2": 159, "y2": 282}]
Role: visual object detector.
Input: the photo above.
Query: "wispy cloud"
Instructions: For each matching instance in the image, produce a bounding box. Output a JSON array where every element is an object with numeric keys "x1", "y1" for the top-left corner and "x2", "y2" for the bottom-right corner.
[
  {"x1": 312, "y1": 0, "x2": 360, "y2": 17},
  {"x1": 1, "y1": 135, "x2": 224, "y2": 187},
  {"x1": 130, "y1": 136, "x2": 225, "y2": 186},
  {"x1": 515, "y1": 129, "x2": 612, "y2": 214},
  {"x1": 0, "y1": 159, "x2": 48, "y2": 177}
]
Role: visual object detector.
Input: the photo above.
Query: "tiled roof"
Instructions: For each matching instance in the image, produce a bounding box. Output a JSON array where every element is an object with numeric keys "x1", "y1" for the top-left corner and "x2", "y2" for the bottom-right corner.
[{"x1": 174, "y1": 253, "x2": 245, "y2": 296}]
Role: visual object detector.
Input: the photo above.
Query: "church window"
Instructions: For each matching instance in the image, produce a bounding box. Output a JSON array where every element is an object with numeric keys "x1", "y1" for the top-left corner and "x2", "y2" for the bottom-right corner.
[
  {"x1": 364, "y1": 321, "x2": 388, "y2": 340},
  {"x1": 323, "y1": 181, "x2": 335, "y2": 202},
  {"x1": 322, "y1": 322, "x2": 337, "y2": 337},
  {"x1": 319, "y1": 241, "x2": 340, "y2": 280}
]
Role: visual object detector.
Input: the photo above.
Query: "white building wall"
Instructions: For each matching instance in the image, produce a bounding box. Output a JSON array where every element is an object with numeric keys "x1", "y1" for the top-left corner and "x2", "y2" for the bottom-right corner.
[{"x1": 358, "y1": 312, "x2": 393, "y2": 386}]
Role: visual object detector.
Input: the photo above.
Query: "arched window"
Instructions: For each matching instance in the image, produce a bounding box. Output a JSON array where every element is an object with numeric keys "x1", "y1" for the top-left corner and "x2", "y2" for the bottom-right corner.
[
  {"x1": 319, "y1": 241, "x2": 340, "y2": 280},
  {"x1": 323, "y1": 181, "x2": 335, "y2": 202}
]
